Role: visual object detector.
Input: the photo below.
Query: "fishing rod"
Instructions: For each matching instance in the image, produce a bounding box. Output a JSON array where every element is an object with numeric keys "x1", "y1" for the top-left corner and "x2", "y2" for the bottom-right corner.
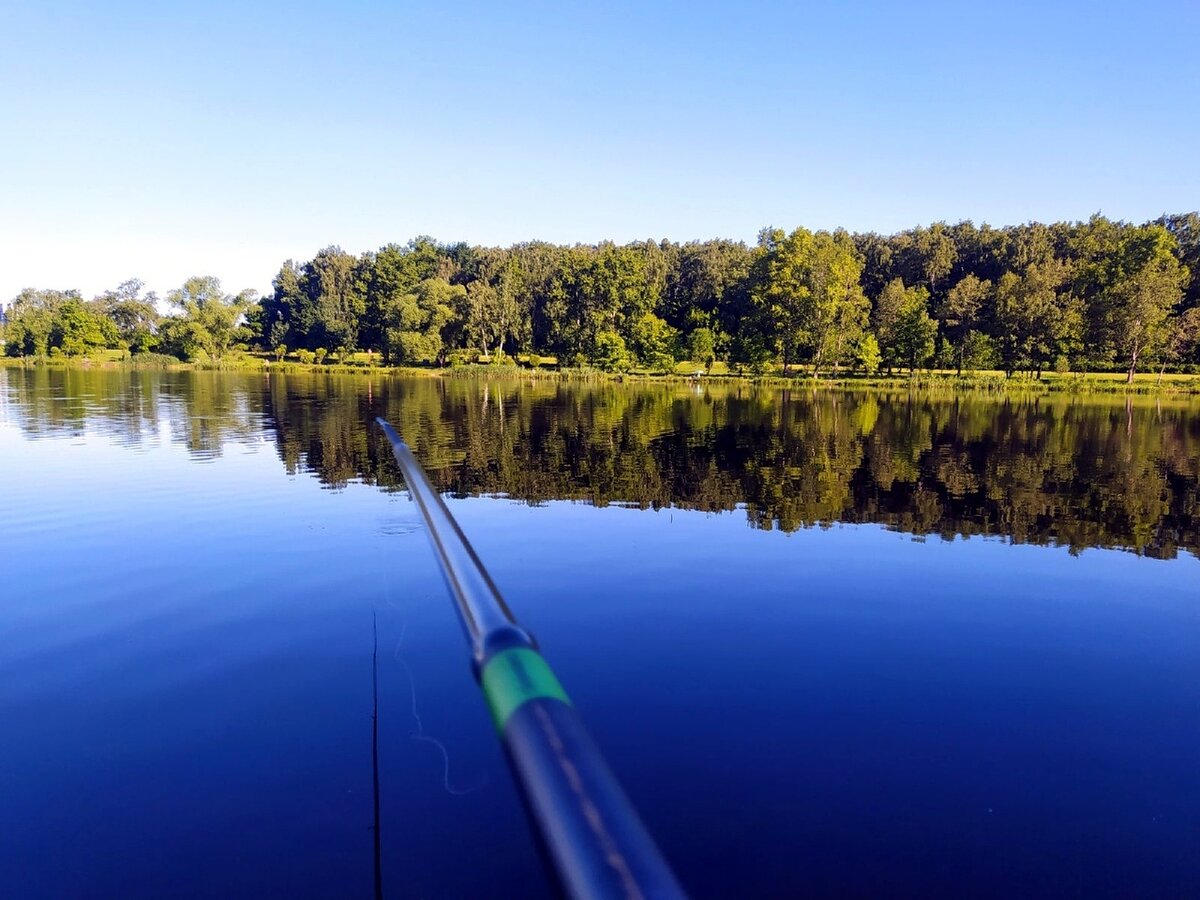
[{"x1": 376, "y1": 418, "x2": 687, "y2": 900}]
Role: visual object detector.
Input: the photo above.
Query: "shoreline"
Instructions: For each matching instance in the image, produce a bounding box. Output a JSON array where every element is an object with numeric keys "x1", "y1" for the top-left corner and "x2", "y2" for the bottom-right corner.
[{"x1": 3, "y1": 355, "x2": 1199, "y2": 396}]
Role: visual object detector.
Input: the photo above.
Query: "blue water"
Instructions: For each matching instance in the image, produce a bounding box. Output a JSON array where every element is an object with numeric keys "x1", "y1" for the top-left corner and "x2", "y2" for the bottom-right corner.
[{"x1": 1, "y1": 369, "x2": 1198, "y2": 897}]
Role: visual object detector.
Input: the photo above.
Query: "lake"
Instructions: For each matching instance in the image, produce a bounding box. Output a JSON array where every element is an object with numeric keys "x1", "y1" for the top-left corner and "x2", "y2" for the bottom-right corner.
[{"x1": 2, "y1": 367, "x2": 1198, "y2": 898}]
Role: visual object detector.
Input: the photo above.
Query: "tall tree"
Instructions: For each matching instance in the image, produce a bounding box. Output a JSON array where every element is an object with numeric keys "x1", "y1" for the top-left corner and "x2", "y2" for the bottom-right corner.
[
  {"x1": 48, "y1": 298, "x2": 121, "y2": 355},
  {"x1": 893, "y1": 284, "x2": 937, "y2": 372},
  {"x1": 386, "y1": 278, "x2": 466, "y2": 365},
  {"x1": 808, "y1": 230, "x2": 870, "y2": 376},
  {"x1": 305, "y1": 246, "x2": 366, "y2": 354},
  {"x1": 3, "y1": 289, "x2": 77, "y2": 356},
  {"x1": 96, "y1": 278, "x2": 160, "y2": 352},
  {"x1": 1100, "y1": 225, "x2": 1187, "y2": 381},
  {"x1": 750, "y1": 227, "x2": 810, "y2": 371},
  {"x1": 161, "y1": 277, "x2": 254, "y2": 361},
  {"x1": 1159, "y1": 307, "x2": 1200, "y2": 378},
  {"x1": 362, "y1": 239, "x2": 444, "y2": 355},
  {"x1": 938, "y1": 274, "x2": 991, "y2": 374},
  {"x1": 1156, "y1": 212, "x2": 1200, "y2": 311},
  {"x1": 871, "y1": 278, "x2": 908, "y2": 372},
  {"x1": 993, "y1": 258, "x2": 1080, "y2": 376}
]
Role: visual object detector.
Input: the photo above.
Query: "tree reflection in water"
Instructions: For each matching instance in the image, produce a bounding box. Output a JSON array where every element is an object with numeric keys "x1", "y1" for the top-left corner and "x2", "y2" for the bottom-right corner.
[{"x1": 5, "y1": 367, "x2": 1198, "y2": 558}]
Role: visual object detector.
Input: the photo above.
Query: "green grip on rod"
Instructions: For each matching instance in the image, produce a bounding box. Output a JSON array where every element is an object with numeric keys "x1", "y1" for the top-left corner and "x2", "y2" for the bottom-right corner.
[{"x1": 480, "y1": 648, "x2": 572, "y2": 731}]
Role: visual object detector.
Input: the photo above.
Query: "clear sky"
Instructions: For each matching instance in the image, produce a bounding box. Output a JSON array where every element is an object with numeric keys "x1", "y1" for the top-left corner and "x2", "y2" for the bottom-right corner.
[{"x1": 1, "y1": 0, "x2": 1197, "y2": 302}]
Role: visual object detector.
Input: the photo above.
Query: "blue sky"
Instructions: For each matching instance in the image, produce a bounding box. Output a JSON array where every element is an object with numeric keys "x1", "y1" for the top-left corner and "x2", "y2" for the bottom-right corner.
[{"x1": 1, "y1": 0, "x2": 1197, "y2": 301}]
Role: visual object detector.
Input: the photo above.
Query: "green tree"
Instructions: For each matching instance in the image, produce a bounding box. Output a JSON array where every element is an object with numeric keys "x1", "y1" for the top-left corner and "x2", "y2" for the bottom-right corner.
[
  {"x1": 750, "y1": 227, "x2": 808, "y2": 371},
  {"x1": 306, "y1": 247, "x2": 366, "y2": 354},
  {"x1": 751, "y1": 227, "x2": 868, "y2": 376},
  {"x1": 871, "y1": 278, "x2": 908, "y2": 372},
  {"x1": 386, "y1": 278, "x2": 466, "y2": 365},
  {"x1": 893, "y1": 284, "x2": 937, "y2": 372},
  {"x1": 1159, "y1": 308, "x2": 1200, "y2": 377},
  {"x1": 593, "y1": 330, "x2": 630, "y2": 372},
  {"x1": 938, "y1": 274, "x2": 990, "y2": 374},
  {"x1": 855, "y1": 333, "x2": 882, "y2": 374},
  {"x1": 161, "y1": 277, "x2": 254, "y2": 361},
  {"x1": 361, "y1": 239, "x2": 444, "y2": 357},
  {"x1": 1100, "y1": 226, "x2": 1187, "y2": 381},
  {"x1": 49, "y1": 299, "x2": 120, "y2": 355},
  {"x1": 96, "y1": 278, "x2": 159, "y2": 352},
  {"x1": 961, "y1": 331, "x2": 999, "y2": 371},
  {"x1": 914, "y1": 222, "x2": 958, "y2": 299},
  {"x1": 627, "y1": 312, "x2": 678, "y2": 369},
  {"x1": 662, "y1": 240, "x2": 752, "y2": 346},
  {"x1": 687, "y1": 327, "x2": 716, "y2": 368},
  {"x1": 4, "y1": 289, "x2": 78, "y2": 356},
  {"x1": 993, "y1": 258, "x2": 1079, "y2": 377}
]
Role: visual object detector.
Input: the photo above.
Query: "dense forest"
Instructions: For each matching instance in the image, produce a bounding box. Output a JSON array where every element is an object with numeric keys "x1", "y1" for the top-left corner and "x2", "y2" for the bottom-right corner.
[{"x1": 4, "y1": 213, "x2": 1199, "y2": 381}]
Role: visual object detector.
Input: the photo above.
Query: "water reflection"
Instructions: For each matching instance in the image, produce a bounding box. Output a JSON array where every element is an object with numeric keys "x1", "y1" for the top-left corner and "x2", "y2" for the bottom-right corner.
[{"x1": 4, "y1": 367, "x2": 1198, "y2": 558}]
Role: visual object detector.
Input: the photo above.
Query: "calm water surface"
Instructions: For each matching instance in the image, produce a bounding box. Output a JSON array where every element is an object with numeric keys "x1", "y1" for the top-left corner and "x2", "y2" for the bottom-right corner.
[{"x1": 2, "y1": 368, "x2": 1198, "y2": 898}]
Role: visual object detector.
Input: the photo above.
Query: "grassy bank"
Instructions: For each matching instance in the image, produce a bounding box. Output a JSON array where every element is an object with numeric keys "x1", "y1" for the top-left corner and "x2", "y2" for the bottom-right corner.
[{"x1": 4, "y1": 352, "x2": 1199, "y2": 395}]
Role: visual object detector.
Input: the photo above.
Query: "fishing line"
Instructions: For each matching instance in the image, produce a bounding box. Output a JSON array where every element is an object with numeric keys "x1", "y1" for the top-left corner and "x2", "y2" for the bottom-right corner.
[{"x1": 394, "y1": 621, "x2": 487, "y2": 796}]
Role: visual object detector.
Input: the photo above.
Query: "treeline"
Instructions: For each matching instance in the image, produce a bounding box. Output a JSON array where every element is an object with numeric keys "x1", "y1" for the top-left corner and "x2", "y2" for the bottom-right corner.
[{"x1": 4, "y1": 213, "x2": 1199, "y2": 380}]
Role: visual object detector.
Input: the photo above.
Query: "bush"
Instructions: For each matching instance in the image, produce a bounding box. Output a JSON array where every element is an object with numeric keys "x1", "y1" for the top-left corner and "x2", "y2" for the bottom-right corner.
[
  {"x1": 314, "y1": 347, "x2": 328, "y2": 364},
  {"x1": 644, "y1": 351, "x2": 676, "y2": 373},
  {"x1": 296, "y1": 349, "x2": 316, "y2": 365},
  {"x1": 130, "y1": 352, "x2": 183, "y2": 369},
  {"x1": 593, "y1": 331, "x2": 630, "y2": 373}
]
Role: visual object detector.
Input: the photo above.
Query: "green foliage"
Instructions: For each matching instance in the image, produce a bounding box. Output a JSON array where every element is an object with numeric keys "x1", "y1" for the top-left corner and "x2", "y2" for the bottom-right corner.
[
  {"x1": 48, "y1": 299, "x2": 120, "y2": 355},
  {"x1": 939, "y1": 274, "x2": 991, "y2": 372},
  {"x1": 593, "y1": 330, "x2": 630, "y2": 372},
  {"x1": 993, "y1": 258, "x2": 1079, "y2": 375},
  {"x1": 855, "y1": 333, "x2": 882, "y2": 374},
  {"x1": 6, "y1": 212, "x2": 1200, "y2": 378},
  {"x1": 961, "y1": 330, "x2": 999, "y2": 371},
  {"x1": 750, "y1": 227, "x2": 868, "y2": 376},
  {"x1": 129, "y1": 352, "x2": 181, "y2": 369},
  {"x1": 627, "y1": 312, "x2": 678, "y2": 367},
  {"x1": 894, "y1": 284, "x2": 937, "y2": 371},
  {"x1": 159, "y1": 277, "x2": 254, "y2": 361},
  {"x1": 446, "y1": 348, "x2": 480, "y2": 368},
  {"x1": 385, "y1": 278, "x2": 467, "y2": 365},
  {"x1": 871, "y1": 278, "x2": 906, "y2": 371},
  {"x1": 96, "y1": 279, "x2": 159, "y2": 351},
  {"x1": 686, "y1": 327, "x2": 716, "y2": 365},
  {"x1": 4, "y1": 289, "x2": 77, "y2": 356},
  {"x1": 1099, "y1": 225, "x2": 1187, "y2": 380}
]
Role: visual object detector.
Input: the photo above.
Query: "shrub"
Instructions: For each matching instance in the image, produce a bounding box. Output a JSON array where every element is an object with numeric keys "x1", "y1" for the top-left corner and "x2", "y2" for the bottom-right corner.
[{"x1": 593, "y1": 331, "x2": 630, "y2": 373}]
